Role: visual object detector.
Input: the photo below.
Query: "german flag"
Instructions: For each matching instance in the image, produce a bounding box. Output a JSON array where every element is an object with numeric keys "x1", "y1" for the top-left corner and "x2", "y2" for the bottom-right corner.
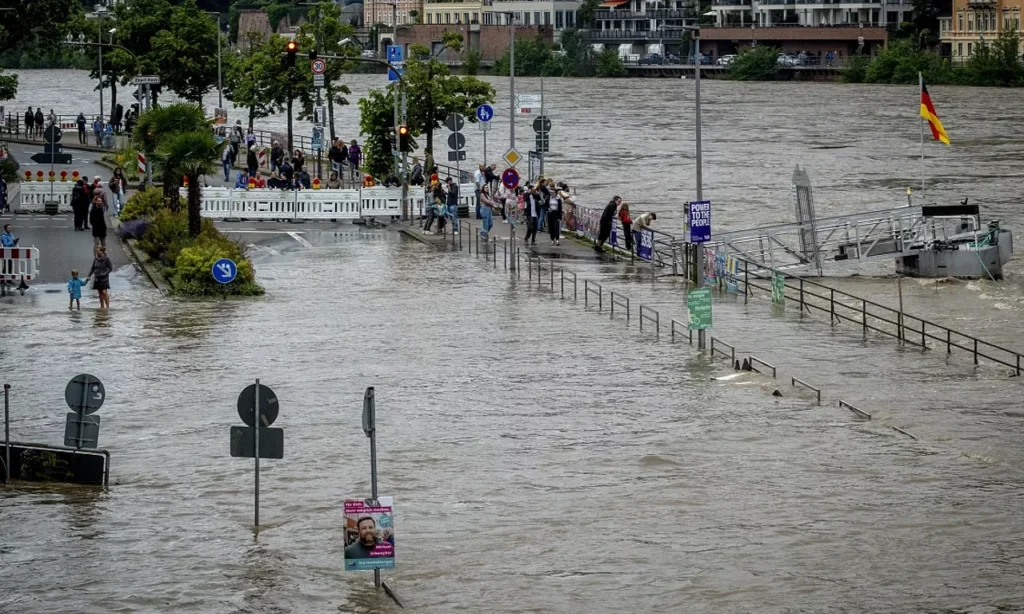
[{"x1": 920, "y1": 82, "x2": 950, "y2": 145}]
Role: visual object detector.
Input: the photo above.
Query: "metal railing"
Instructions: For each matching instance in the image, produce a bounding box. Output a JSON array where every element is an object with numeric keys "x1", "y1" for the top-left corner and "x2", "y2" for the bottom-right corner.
[
  {"x1": 710, "y1": 337, "x2": 735, "y2": 362},
  {"x1": 748, "y1": 355, "x2": 776, "y2": 378},
  {"x1": 610, "y1": 291, "x2": 631, "y2": 321},
  {"x1": 560, "y1": 269, "x2": 578, "y2": 301},
  {"x1": 671, "y1": 318, "x2": 695, "y2": 344},
  {"x1": 839, "y1": 400, "x2": 871, "y2": 419},
  {"x1": 584, "y1": 280, "x2": 603, "y2": 311},
  {"x1": 738, "y1": 261, "x2": 1024, "y2": 375},
  {"x1": 791, "y1": 377, "x2": 821, "y2": 405},
  {"x1": 639, "y1": 305, "x2": 660, "y2": 335}
]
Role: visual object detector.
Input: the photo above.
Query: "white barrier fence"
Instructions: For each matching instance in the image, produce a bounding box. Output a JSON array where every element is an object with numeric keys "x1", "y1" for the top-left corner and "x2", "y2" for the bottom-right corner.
[
  {"x1": 1, "y1": 247, "x2": 40, "y2": 283},
  {"x1": 15, "y1": 182, "x2": 75, "y2": 212},
  {"x1": 186, "y1": 183, "x2": 476, "y2": 221}
]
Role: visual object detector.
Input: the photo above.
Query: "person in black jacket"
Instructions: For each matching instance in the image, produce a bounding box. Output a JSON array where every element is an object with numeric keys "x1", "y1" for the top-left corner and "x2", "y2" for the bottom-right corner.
[
  {"x1": 89, "y1": 194, "x2": 108, "y2": 248},
  {"x1": 71, "y1": 179, "x2": 89, "y2": 230},
  {"x1": 523, "y1": 185, "x2": 542, "y2": 246},
  {"x1": 246, "y1": 145, "x2": 259, "y2": 178},
  {"x1": 596, "y1": 196, "x2": 621, "y2": 252},
  {"x1": 77, "y1": 112, "x2": 87, "y2": 144}
]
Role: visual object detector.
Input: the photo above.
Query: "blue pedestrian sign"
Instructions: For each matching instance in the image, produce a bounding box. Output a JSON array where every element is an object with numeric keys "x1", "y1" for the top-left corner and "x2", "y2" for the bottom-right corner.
[
  {"x1": 387, "y1": 67, "x2": 403, "y2": 82},
  {"x1": 476, "y1": 104, "x2": 494, "y2": 123},
  {"x1": 212, "y1": 258, "x2": 238, "y2": 284},
  {"x1": 386, "y1": 45, "x2": 404, "y2": 64},
  {"x1": 689, "y1": 200, "x2": 711, "y2": 243}
]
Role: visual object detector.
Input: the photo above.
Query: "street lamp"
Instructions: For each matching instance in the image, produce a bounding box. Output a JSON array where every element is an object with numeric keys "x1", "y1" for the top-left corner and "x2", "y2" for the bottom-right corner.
[{"x1": 204, "y1": 11, "x2": 224, "y2": 112}]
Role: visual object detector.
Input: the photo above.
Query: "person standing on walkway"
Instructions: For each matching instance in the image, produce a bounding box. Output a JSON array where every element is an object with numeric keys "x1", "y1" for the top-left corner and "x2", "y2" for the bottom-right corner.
[
  {"x1": 89, "y1": 176, "x2": 108, "y2": 208},
  {"x1": 548, "y1": 184, "x2": 563, "y2": 246},
  {"x1": 536, "y1": 178, "x2": 549, "y2": 233},
  {"x1": 478, "y1": 185, "x2": 495, "y2": 241},
  {"x1": 280, "y1": 159, "x2": 295, "y2": 189},
  {"x1": 0, "y1": 175, "x2": 8, "y2": 214},
  {"x1": 71, "y1": 180, "x2": 89, "y2": 230},
  {"x1": 109, "y1": 168, "x2": 127, "y2": 216},
  {"x1": 270, "y1": 140, "x2": 284, "y2": 174},
  {"x1": 90, "y1": 195, "x2": 108, "y2": 249},
  {"x1": 445, "y1": 177, "x2": 460, "y2": 235},
  {"x1": 24, "y1": 108, "x2": 34, "y2": 138},
  {"x1": 87, "y1": 246, "x2": 112, "y2": 309},
  {"x1": 93, "y1": 116, "x2": 103, "y2": 146},
  {"x1": 348, "y1": 140, "x2": 362, "y2": 181},
  {"x1": 77, "y1": 112, "x2": 87, "y2": 144},
  {"x1": 68, "y1": 269, "x2": 88, "y2": 311},
  {"x1": 34, "y1": 108, "x2": 43, "y2": 137},
  {"x1": 245, "y1": 127, "x2": 257, "y2": 149},
  {"x1": 596, "y1": 196, "x2": 621, "y2": 252},
  {"x1": 524, "y1": 185, "x2": 541, "y2": 246},
  {"x1": 474, "y1": 164, "x2": 486, "y2": 219},
  {"x1": 618, "y1": 201, "x2": 633, "y2": 253},
  {"x1": 246, "y1": 145, "x2": 259, "y2": 178},
  {"x1": 292, "y1": 149, "x2": 305, "y2": 176},
  {"x1": 410, "y1": 157, "x2": 423, "y2": 187},
  {"x1": 632, "y1": 212, "x2": 657, "y2": 252},
  {"x1": 221, "y1": 142, "x2": 233, "y2": 181}
]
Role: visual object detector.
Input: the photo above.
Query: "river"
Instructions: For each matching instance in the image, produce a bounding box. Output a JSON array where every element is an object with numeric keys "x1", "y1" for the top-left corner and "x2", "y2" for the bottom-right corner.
[{"x1": 2, "y1": 70, "x2": 1024, "y2": 613}]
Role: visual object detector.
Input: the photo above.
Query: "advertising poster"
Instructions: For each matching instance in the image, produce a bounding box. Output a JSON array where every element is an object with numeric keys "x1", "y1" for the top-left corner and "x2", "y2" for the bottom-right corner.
[
  {"x1": 344, "y1": 497, "x2": 395, "y2": 571},
  {"x1": 687, "y1": 288, "x2": 713, "y2": 331},
  {"x1": 637, "y1": 229, "x2": 654, "y2": 261},
  {"x1": 689, "y1": 200, "x2": 711, "y2": 243},
  {"x1": 772, "y1": 272, "x2": 786, "y2": 305}
]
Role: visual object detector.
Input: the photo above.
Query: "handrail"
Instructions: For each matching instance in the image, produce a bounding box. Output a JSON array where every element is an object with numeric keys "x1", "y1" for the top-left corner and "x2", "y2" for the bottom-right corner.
[
  {"x1": 639, "y1": 304, "x2": 660, "y2": 335},
  {"x1": 839, "y1": 400, "x2": 871, "y2": 419},
  {"x1": 560, "y1": 269, "x2": 578, "y2": 301},
  {"x1": 670, "y1": 318, "x2": 694, "y2": 344},
  {"x1": 610, "y1": 291, "x2": 630, "y2": 321},
  {"x1": 710, "y1": 337, "x2": 735, "y2": 362},
  {"x1": 791, "y1": 377, "x2": 821, "y2": 405},
  {"x1": 748, "y1": 356, "x2": 776, "y2": 378},
  {"x1": 584, "y1": 280, "x2": 603, "y2": 311}
]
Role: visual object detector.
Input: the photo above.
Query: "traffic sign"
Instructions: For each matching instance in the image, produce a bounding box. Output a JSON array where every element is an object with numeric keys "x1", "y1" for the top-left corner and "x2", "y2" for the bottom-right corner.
[
  {"x1": 132, "y1": 75, "x2": 160, "y2": 85},
  {"x1": 501, "y1": 167, "x2": 520, "y2": 190},
  {"x1": 212, "y1": 258, "x2": 237, "y2": 284},
  {"x1": 65, "y1": 374, "x2": 105, "y2": 415},
  {"x1": 503, "y1": 148, "x2": 522, "y2": 167},
  {"x1": 516, "y1": 94, "x2": 541, "y2": 107},
  {"x1": 475, "y1": 104, "x2": 494, "y2": 122},
  {"x1": 311, "y1": 58, "x2": 327, "y2": 74},
  {"x1": 445, "y1": 113, "x2": 465, "y2": 132},
  {"x1": 534, "y1": 135, "x2": 549, "y2": 153},
  {"x1": 386, "y1": 44, "x2": 404, "y2": 64},
  {"x1": 478, "y1": 121, "x2": 491, "y2": 132},
  {"x1": 447, "y1": 132, "x2": 466, "y2": 151},
  {"x1": 64, "y1": 413, "x2": 101, "y2": 449},
  {"x1": 230, "y1": 425, "x2": 284, "y2": 459},
  {"x1": 44, "y1": 125, "x2": 62, "y2": 144},
  {"x1": 637, "y1": 229, "x2": 654, "y2": 261},
  {"x1": 314, "y1": 74, "x2": 325, "y2": 88},
  {"x1": 31, "y1": 152, "x2": 72, "y2": 165},
  {"x1": 312, "y1": 127, "x2": 324, "y2": 151},
  {"x1": 314, "y1": 106, "x2": 326, "y2": 127},
  {"x1": 533, "y1": 116, "x2": 551, "y2": 133},
  {"x1": 237, "y1": 383, "x2": 280, "y2": 427},
  {"x1": 447, "y1": 151, "x2": 466, "y2": 162},
  {"x1": 387, "y1": 67, "x2": 403, "y2": 82}
]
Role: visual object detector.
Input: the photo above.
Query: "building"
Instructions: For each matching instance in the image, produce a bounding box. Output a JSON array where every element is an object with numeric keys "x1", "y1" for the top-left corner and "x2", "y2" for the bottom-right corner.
[
  {"x1": 583, "y1": 0, "x2": 693, "y2": 56},
  {"x1": 700, "y1": 25, "x2": 890, "y2": 61},
  {"x1": 479, "y1": 0, "x2": 582, "y2": 31},
  {"x1": 423, "y1": 0, "x2": 485, "y2": 25},
  {"x1": 710, "y1": 0, "x2": 912, "y2": 28},
  {"x1": 939, "y1": 0, "x2": 1023, "y2": 61},
  {"x1": 365, "y1": 0, "x2": 425, "y2": 25},
  {"x1": 395, "y1": 23, "x2": 554, "y2": 60}
]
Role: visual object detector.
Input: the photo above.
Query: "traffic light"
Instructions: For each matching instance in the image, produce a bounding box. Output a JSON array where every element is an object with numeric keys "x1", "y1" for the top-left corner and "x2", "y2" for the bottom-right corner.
[
  {"x1": 398, "y1": 125, "x2": 410, "y2": 152},
  {"x1": 285, "y1": 40, "x2": 298, "y2": 67},
  {"x1": 388, "y1": 129, "x2": 397, "y2": 152},
  {"x1": 309, "y1": 50, "x2": 317, "y2": 61}
]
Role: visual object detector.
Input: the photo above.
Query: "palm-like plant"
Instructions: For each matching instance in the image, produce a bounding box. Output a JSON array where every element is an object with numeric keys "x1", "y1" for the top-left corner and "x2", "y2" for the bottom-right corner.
[
  {"x1": 132, "y1": 103, "x2": 211, "y2": 207},
  {"x1": 156, "y1": 131, "x2": 223, "y2": 237}
]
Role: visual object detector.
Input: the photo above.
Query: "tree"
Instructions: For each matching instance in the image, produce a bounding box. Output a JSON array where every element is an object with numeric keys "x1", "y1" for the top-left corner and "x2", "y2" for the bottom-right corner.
[
  {"x1": 728, "y1": 45, "x2": 780, "y2": 81},
  {"x1": 224, "y1": 33, "x2": 289, "y2": 128},
  {"x1": 402, "y1": 36, "x2": 496, "y2": 168},
  {"x1": 577, "y1": 0, "x2": 601, "y2": 28},
  {"x1": 0, "y1": 0, "x2": 79, "y2": 55},
  {"x1": 358, "y1": 88, "x2": 397, "y2": 180},
  {"x1": 558, "y1": 29, "x2": 596, "y2": 77},
  {"x1": 595, "y1": 48, "x2": 626, "y2": 77},
  {"x1": 156, "y1": 131, "x2": 223, "y2": 237},
  {"x1": 149, "y1": 0, "x2": 220, "y2": 102},
  {"x1": 294, "y1": 2, "x2": 356, "y2": 140},
  {"x1": 0, "y1": 71, "x2": 16, "y2": 101},
  {"x1": 133, "y1": 103, "x2": 210, "y2": 205},
  {"x1": 493, "y1": 35, "x2": 561, "y2": 76}
]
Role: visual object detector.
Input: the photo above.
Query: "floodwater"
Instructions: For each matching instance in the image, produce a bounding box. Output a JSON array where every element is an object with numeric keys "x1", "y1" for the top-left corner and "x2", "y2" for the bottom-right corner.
[{"x1": 3, "y1": 71, "x2": 1024, "y2": 612}]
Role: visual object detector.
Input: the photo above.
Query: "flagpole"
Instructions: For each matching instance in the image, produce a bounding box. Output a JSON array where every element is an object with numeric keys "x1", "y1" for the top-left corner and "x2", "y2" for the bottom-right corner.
[{"x1": 919, "y1": 72, "x2": 926, "y2": 198}]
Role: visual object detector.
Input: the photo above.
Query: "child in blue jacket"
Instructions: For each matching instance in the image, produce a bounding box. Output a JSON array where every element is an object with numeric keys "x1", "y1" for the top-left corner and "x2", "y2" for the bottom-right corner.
[{"x1": 68, "y1": 269, "x2": 89, "y2": 310}]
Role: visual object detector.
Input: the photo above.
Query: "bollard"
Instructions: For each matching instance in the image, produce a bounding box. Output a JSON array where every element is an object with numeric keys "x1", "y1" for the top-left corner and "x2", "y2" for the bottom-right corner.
[
  {"x1": 974, "y1": 339, "x2": 978, "y2": 365},
  {"x1": 862, "y1": 299, "x2": 867, "y2": 338}
]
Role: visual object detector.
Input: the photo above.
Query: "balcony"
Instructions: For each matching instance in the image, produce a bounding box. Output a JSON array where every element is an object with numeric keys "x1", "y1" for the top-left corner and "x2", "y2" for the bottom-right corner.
[
  {"x1": 967, "y1": 0, "x2": 996, "y2": 5},
  {"x1": 712, "y1": 0, "x2": 753, "y2": 5},
  {"x1": 594, "y1": 8, "x2": 694, "y2": 19},
  {"x1": 584, "y1": 28, "x2": 687, "y2": 39}
]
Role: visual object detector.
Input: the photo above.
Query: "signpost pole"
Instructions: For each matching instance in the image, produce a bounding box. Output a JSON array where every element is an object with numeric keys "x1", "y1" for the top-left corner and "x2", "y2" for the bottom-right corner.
[
  {"x1": 694, "y1": 31, "x2": 705, "y2": 351},
  {"x1": 539, "y1": 76, "x2": 544, "y2": 177},
  {"x1": 4, "y1": 384, "x2": 10, "y2": 484},
  {"x1": 401, "y1": 88, "x2": 408, "y2": 221},
  {"x1": 363, "y1": 386, "x2": 380, "y2": 588},
  {"x1": 254, "y1": 378, "x2": 260, "y2": 528},
  {"x1": 76, "y1": 374, "x2": 89, "y2": 450}
]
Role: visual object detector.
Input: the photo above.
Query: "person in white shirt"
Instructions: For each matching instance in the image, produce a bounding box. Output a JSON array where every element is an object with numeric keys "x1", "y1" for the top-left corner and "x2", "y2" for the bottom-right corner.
[{"x1": 473, "y1": 164, "x2": 486, "y2": 219}]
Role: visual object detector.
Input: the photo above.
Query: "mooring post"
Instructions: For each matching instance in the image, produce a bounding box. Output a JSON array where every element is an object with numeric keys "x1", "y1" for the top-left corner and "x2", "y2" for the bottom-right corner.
[
  {"x1": 974, "y1": 339, "x2": 978, "y2": 365},
  {"x1": 800, "y1": 278, "x2": 805, "y2": 314},
  {"x1": 947, "y1": 329, "x2": 951, "y2": 354},
  {"x1": 830, "y1": 289, "x2": 836, "y2": 324}
]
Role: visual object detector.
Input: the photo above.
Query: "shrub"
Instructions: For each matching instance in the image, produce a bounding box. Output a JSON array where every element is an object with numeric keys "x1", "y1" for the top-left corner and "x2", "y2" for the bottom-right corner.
[
  {"x1": 729, "y1": 45, "x2": 780, "y2": 81},
  {"x1": 843, "y1": 53, "x2": 871, "y2": 83},
  {"x1": 137, "y1": 208, "x2": 191, "y2": 266},
  {"x1": 105, "y1": 146, "x2": 141, "y2": 183},
  {"x1": 595, "y1": 49, "x2": 626, "y2": 78},
  {"x1": 173, "y1": 235, "x2": 264, "y2": 296},
  {"x1": 115, "y1": 219, "x2": 150, "y2": 240},
  {"x1": 121, "y1": 187, "x2": 179, "y2": 222}
]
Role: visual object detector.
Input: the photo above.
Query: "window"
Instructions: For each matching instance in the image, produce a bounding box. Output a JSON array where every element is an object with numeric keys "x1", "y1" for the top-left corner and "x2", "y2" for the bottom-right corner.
[
  {"x1": 958, "y1": 42, "x2": 962, "y2": 56},
  {"x1": 556, "y1": 10, "x2": 564, "y2": 27},
  {"x1": 464, "y1": 12, "x2": 469, "y2": 23},
  {"x1": 472, "y1": 12, "x2": 478, "y2": 22},
  {"x1": 544, "y1": 11, "x2": 550, "y2": 25},
  {"x1": 524, "y1": 12, "x2": 530, "y2": 24},
  {"x1": 445, "y1": 12, "x2": 451, "y2": 23},
  {"x1": 534, "y1": 11, "x2": 541, "y2": 25},
  {"x1": 958, "y1": 13, "x2": 963, "y2": 31},
  {"x1": 567, "y1": 11, "x2": 575, "y2": 27},
  {"x1": 967, "y1": 42, "x2": 972, "y2": 55},
  {"x1": 967, "y1": 16, "x2": 973, "y2": 32}
]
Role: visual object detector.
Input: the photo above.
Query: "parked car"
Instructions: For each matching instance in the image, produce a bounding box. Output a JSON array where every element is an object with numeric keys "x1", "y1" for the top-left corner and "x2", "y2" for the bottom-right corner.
[
  {"x1": 776, "y1": 53, "x2": 796, "y2": 67},
  {"x1": 689, "y1": 53, "x2": 712, "y2": 65},
  {"x1": 716, "y1": 54, "x2": 737, "y2": 66},
  {"x1": 638, "y1": 54, "x2": 667, "y2": 66}
]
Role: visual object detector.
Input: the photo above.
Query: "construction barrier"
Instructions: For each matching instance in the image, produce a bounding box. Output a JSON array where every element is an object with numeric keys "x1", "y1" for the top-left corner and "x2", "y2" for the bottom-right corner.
[
  {"x1": 137, "y1": 152, "x2": 146, "y2": 176},
  {"x1": 16, "y1": 181, "x2": 75, "y2": 212},
  {"x1": 257, "y1": 148, "x2": 267, "y2": 169},
  {"x1": 185, "y1": 183, "x2": 475, "y2": 222},
  {"x1": 1, "y1": 247, "x2": 40, "y2": 291}
]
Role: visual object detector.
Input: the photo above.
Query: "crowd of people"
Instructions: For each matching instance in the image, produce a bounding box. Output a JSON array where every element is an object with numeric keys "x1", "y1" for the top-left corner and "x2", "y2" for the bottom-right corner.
[{"x1": 13, "y1": 107, "x2": 134, "y2": 148}]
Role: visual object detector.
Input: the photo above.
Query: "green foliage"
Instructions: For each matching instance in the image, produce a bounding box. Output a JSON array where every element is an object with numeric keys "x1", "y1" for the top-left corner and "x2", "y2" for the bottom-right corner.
[
  {"x1": 842, "y1": 53, "x2": 871, "y2": 83},
  {"x1": 558, "y1": 29, "x2": 596, "y2": 78},
  {"x1": 121, "y1": 187, "x2": 181, "y2": 222},
  {"x1": 156, "y1": 130, "x2": 224, "y2": 236},
  {"x1": 0, "y1": 0, "x2": 79, "y2": 55},
  {"x1": 102, "y1": 146, "x2": 141, "y2": 183},
  {"x1": 149, "y1": 0, "x2": 220, "y2": 102},
  {"x1": 294, "y1": 3, "x2": 356, "y2": 135},
  {"x1": 577, "y1": 0, "x2": 601, "y2": 28},
  {"x1": 462, "y1": 49, "x2": 482, "y2": 76},
  {"x1": 0, "y1": 70, "x2": 16, "y2": 101},
  {"x1": 863, "y1": 39, "x2": 951, "y2": 84},
  {"x1": 595, "y1": 49, "x2": 626, "y2": 78},
  {"x1": 173, "y1": 235, "x2": 263, "y2": 296},
  {"x1": 224, "y1": 33, "x2": 289, "y2": 128},
  {"x1": 138, "y1": 208, "x2": 193, "y2": 266},
  {"x1": 957, "y1": 31, "x2": 1024, "y2": 86},
  {"x1": 358, "y1": 88, "x2": 396, "y2": 180},
  {"x1": 728, "y1": 45, "x2": 780, "y2": 81},
  {"x1": 133, "y1": 103, "x2": 210, "y2": 156},
  {"x1": 493, "y1": 35, "x2": 561, "y2": 76},
  {"x1": 1, "y1": 158, "x2": 20, "y2": 185}
]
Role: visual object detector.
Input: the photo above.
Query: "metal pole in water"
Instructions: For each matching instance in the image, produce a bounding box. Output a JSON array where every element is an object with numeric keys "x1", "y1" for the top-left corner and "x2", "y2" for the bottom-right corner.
[
  {"x1": 694, "y1": 30, "x2": 705, "y2": 351},
  {"x1": 77, "y1": 374, "x2": 88, "y2": 450},
  {"x1": 897, "y1": 275, "x2": 904, "y2": 342},
  {"x1": 254, "y1": 378, "x2": 260, "y2": 528},
  {"x1": 3, "y1": 384, "x2": 9, "y2": 485},
  {"x1": 369, "y1": 403, "x2": 379, "y2": 588}
]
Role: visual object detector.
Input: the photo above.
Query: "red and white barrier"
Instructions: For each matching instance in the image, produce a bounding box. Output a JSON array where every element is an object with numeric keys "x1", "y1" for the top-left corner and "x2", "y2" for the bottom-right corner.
[
  {"x1": 137, "y1": 152, "x2": 146, "y2": 176},
  {"x1": 258, "y1": 148, "x2": 267, "y2": 169},
  {"x1": 1, "y1": 247, "x2": 40, "y2": 284}
]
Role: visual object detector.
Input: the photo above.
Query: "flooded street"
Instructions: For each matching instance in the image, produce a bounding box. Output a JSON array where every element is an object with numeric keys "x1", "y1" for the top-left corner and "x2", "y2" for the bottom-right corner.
[{"x1": 3, "y1": 71, "x2": 1024, "y2": 612}]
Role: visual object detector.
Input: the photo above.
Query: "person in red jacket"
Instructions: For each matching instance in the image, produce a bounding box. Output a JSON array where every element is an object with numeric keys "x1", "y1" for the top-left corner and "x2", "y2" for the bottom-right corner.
[{"x1": 618, "y1": 201, "x2": 633, "y2": 252}]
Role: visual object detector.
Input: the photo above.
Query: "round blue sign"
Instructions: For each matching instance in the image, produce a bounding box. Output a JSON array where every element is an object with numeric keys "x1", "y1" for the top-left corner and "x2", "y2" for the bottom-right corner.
[
  {"x1": 212, "y1": 258, "x2": 238, "y2": 284},
  {"x1": 501, "y1": 168, "x2": 519, "y2": 190},
  {"x1": 476, "y1": 104, "x2": 494, "y2": 123}
]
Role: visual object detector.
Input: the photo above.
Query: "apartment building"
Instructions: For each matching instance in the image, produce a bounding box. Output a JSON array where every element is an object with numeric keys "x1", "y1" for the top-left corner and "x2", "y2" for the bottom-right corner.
[
  {"x1": 365, "y1": 0, "x2": 426, "y2": 25},
  {"x1": 939, "y1": 0, "x2": 1023, "y2": 60},
  {"x1": 710, "y1": 0, "x2": 912, "y2": 27}
]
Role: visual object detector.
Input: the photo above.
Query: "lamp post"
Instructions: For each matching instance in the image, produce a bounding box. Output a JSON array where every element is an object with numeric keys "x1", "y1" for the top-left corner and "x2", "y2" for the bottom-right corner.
[
  {"x1": 96, "y1": 8, "x2": 106, "y2": 124},
  {"x1": 204, "y1": 12, "x2": 224, "y2": 111},
  {"x1": 680, "y1": 21, "x2": 708, "y2": 349},
  {"x1": 495, "y1": 11, "x2": 518, "y2": 271}
]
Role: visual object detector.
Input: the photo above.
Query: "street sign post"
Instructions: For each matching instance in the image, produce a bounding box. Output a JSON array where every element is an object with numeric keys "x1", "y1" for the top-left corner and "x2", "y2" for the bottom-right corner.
[
  {"x1": 211, "y1": 258, "x2": 237, "y2": 284},
  {"x1": 314, "y1": 74, "x2": 325, "y2": 88},
  {"x1": 64, "y1": 374, "x2": 105, "y2": 449},
  {"x1": 311, "y1": 58, "x2": 326, "y2": 74},
  {"x1": 515, "y1": 94, "x2": 541, "y2": 114},
  {"x1": 446, "y1": 113, "x2": 466, "y2": 171},
  {"x1": 231, "y1": 379, "x2": 283, "y2": 528},
  {"x1": 312, "y1": 127, "x2": 324, "y2": 151},
  {"x1": 689, "y1": 200, "x2": 711, "y2": 243},
  {"x1": 131, "y1": 75, "x2": 160, "y2": 85},
  {"x1": 687, "y1": 288, "x2": 713, "y2": 331},
  {"x1": 501, "y1": 168, "x2": 520, "y2": 190},
  {"x1": 476, "y1": 104, "x2": 494, "y2": 123},
  {"x1": 386, "y1": 45, "x2": 404, "y2": 82},
  {"x1": 532, "y1": 116, "x2": 551, "y2": 133}
]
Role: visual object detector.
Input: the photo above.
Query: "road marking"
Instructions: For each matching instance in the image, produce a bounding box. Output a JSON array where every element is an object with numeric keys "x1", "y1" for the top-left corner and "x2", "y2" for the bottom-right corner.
[{"x1": 287, "y1": 232, "x2": 313, "y2": 248}]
